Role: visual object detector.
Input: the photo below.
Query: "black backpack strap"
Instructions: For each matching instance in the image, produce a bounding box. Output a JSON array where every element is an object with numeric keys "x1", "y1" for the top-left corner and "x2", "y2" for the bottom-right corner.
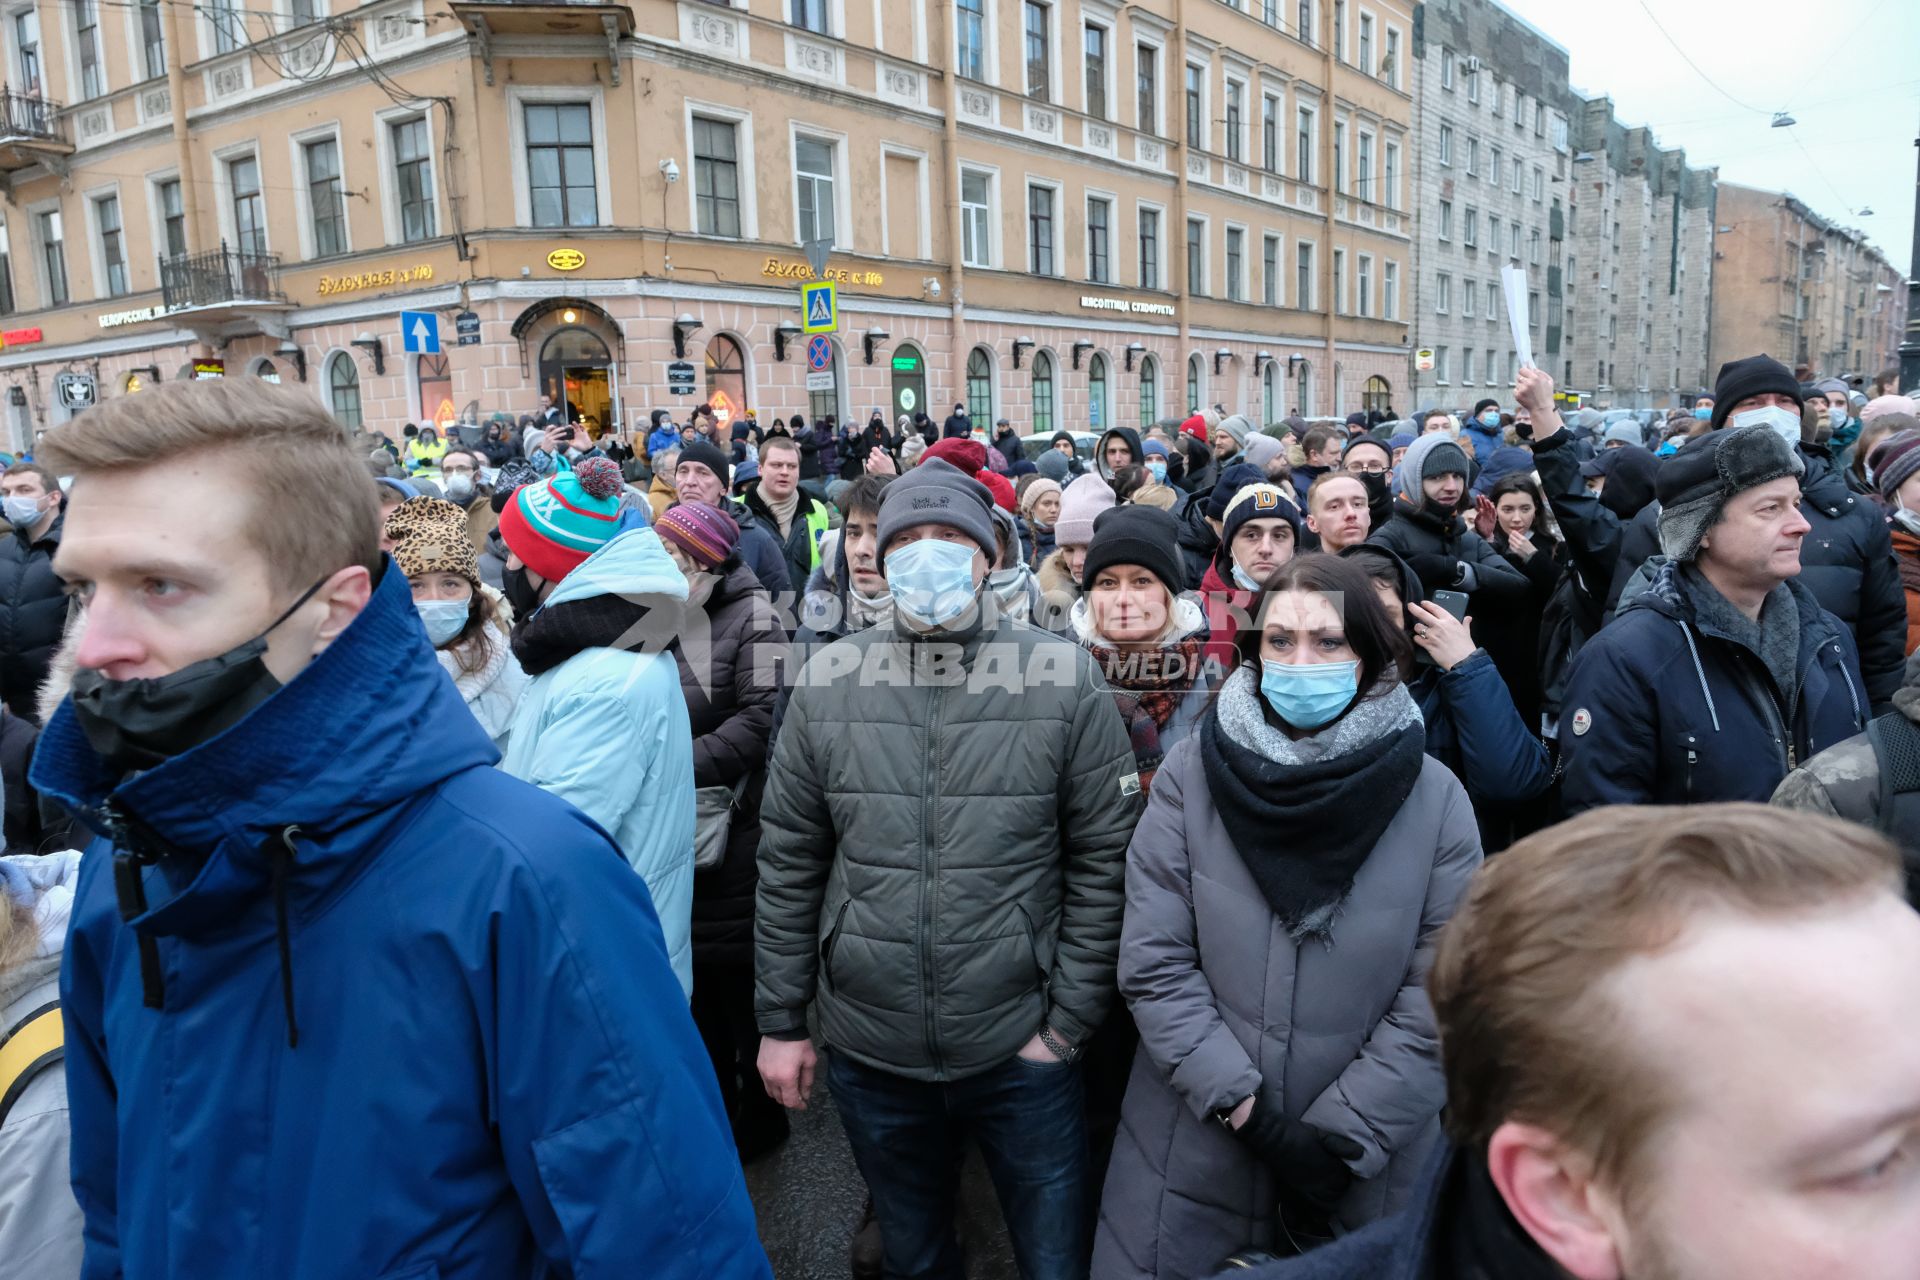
[
  {"x1": 0, "y1": 1000, "x2": 63, "y2": 1128},
  {"x1": 1868, "y1": 713, "x2": 1920, "y2": 836}
]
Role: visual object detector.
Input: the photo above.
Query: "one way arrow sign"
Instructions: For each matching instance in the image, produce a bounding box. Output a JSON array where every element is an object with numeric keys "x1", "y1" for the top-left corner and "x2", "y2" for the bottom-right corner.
[{"x1": 400, "y1": 310, "x2": 440, "y2": 354}]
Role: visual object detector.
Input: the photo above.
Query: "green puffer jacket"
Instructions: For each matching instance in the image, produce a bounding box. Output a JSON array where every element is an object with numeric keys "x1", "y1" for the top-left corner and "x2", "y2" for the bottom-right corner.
[{"x1": 755, "y1": 615, "x2": 1141, "y2": 1082}]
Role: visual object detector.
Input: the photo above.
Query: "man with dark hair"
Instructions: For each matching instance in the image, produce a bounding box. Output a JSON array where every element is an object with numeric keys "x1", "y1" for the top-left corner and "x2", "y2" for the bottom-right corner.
[
  {"x1": 0, "y1": 461, "x2": 65, "y2": 721},
  {"x1": 1289, "y1": 427, "x2": 1342, "y2": 509},
  {"x1": 1240, "y1": 803, "x2": 1920, "y2": 1280},
  {"x1": 740, "y1": 435, "x2": 835, "y2": 596},
  {"x1": 30, "y1": 379, "x2": 767, "y2": 1278}
]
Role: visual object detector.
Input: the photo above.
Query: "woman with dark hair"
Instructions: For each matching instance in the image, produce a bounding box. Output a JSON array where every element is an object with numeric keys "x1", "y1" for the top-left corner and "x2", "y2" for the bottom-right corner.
[
  {"x1": 1094, "y1": 553, "x2": 1482, "y2": 1277},
  {"x1": 1474, "y1": 472, "x2": 1563, "y2": 734}
]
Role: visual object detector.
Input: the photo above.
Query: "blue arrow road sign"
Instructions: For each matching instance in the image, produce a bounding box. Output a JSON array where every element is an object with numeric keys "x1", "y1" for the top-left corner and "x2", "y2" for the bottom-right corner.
[{"x1": 400, "y1": 310, "x2": 440, "y2": 354}]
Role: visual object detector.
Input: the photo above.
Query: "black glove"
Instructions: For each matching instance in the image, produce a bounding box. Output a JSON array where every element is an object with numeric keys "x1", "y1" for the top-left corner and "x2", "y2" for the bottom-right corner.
[
  {"x1": 1230, "y1": 1099, "x2": 1359, "y2": 1212},
  {"x1": 1406, "y1": 553, "x2": 1463, "y2": 590}
]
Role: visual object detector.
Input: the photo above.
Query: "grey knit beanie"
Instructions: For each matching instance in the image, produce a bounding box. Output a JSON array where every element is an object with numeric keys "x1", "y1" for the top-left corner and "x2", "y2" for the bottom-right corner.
[{"x1": 876, "y1": 458, "x2": 998, "y2": 558}]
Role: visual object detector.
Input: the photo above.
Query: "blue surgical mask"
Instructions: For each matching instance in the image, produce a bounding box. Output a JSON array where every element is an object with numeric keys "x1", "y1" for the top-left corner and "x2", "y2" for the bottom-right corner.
[
  {"x1": 1146, "y1": 459, "x2": 1168, "y2": 483},
  {"x1": 1730, "y1": 404, "x2": 1802, "y2": 449},
  {"x1": 2, "y1": 494, "x2": 43, "y2": 527},
  {"x1": 416, "y1": 598, "x2": 470, "y2": 648},
  {"x1": 1259, "y1": 658, "x2": 1360, "y2": 730},
  {"x1": 1692, "y1": 406, "x2": 1712, "y2": 421},
  {"x1": 884, "y1": 538, "x2": 981, "y2": 628},
  {"x1": 1231, "y1": 562, "x2": 1261, "y2": 592},
  {"x1": 1828, "y1": 406, "x2": 1847, "y2": 433},
  {"x1": 1477, "y1": 412, "x2": 1500, "y2": 429}
]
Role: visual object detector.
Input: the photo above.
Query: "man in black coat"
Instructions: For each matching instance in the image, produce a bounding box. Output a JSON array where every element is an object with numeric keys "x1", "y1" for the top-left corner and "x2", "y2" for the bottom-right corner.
[
  {"x1": 1240, "y1": 804, "x2": 1920, "y2": 1280},
  {"x1": 0, "y1": 462, "x2": 67, "y2": 722},
  {"x1": 942, "y1": 403, "x2": 972, "y2": 439},
  {"x1": 1365, "y1": 435, "x2": 1527, "y2": 607}
]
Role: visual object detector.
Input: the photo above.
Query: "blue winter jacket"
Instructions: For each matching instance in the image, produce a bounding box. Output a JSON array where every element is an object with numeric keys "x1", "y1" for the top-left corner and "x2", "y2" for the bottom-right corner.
[
  {"x1": 1559, "y1": 559, "x2": 1867, "y2": 814},
  {"x1": 34, "y1": 557, "x2": 767, "y2": 1280},
  {"x1": 500, "y1": 528, "x2": 699, "y2": 995}
]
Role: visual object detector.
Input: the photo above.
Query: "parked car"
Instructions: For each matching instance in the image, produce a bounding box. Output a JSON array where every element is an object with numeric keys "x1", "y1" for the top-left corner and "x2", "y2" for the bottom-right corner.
[{"x1": 1021, "y1": 430, "x2": 1098, "y2": 462}]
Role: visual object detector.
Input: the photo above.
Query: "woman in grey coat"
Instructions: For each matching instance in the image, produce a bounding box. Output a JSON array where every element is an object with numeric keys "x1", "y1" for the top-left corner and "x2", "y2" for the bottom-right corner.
[{"x1": 1093, "y1": 554, "x2": 1482, "y2": 1279}]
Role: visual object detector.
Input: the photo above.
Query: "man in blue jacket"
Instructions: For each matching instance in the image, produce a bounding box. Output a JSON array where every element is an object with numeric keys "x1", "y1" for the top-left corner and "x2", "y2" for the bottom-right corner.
[
  {"x1": 1559, "y1": 422, "x2": 1867, "y2": 813},
  {"x1": 30, "y1": 379, "x2": 768, "y2": 1280}
]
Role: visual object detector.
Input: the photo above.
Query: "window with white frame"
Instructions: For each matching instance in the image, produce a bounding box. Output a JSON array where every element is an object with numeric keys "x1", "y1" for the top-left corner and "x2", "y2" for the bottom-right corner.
[
  {"x1": 391, "y1": 117, "x2": 435, "y2": 243},
  {"x1": 1024, "y1": 1, "x2": 1050, "y2": 100},
  {"x1": 1296, "y1": 105, "x2": 1314, "y2": 181},
  {"x1": 1333, "y1": 119, "x2": 1345, "y2": 193},
  {"x1": 956, "y1": 0, "x2": 984, "y2": 81},
  {"x1": 1383, "y1": 260, "x2": 1397, "y2": 319},
  {"x1": 1186, "y1": 216, "x2": 1205, "y2": 295},
  {"x1": 328, "y1": 352, "x2": 362, "y2": 428},
  {"x1": 1490, "y1": 146, "x2": 1501, "y2": 189},
  {"x1": 1332, "y1": 247, "x2": 1345, "y2": 314},
  {"x1": 1225, "y1": 225, "x2": 1243, "y2": 301},
  {"x1": 1493, "y1": 79, "x2": 1504, "y2": 118},
  {"x1": 138, "y1": 0, "x2": 164, "y2": 80},
  {"x1": 1295, "y1": 240, "x2": 1313, "y2": 308},
  {"x1": 1383, "y1": 140, "x2": 1399, "y2": 209},
  {"x1": 0, "y1": 220, "x2": 14, "y2": 314},
  {"x1": 303, "y1": 137, "x2": 346, "y2": 256},
  {"x1": 1488, "y1": 215, "x2": 1500, "y2": 256},
  {"x1": 960, "y1": 168, "x2": 993, "y2": 267},
  {"x1": 1462, "y1": 347, "x2": 1475, "y2": 385},
  {"x1": 1185, "y1": 63, "x2": 1203, "y2": 148},
  {"x1": 1463, "y1": 205, "x2": 1477, "y2": 247},
  {"x1": 1434, "y1": 345, "x2": 1449, "y2": 383},
  {"x1": 1333, "y1": 0, "x2": 1344, "y2": 59},
  {"x1": 1138, "y1": 205, "x2": 1160, "y2": 289},
  {"x1": 1438, "y1": 199, "x2": 1452, "y2": 240},
  {"x1": 795, "y1": 135, "x2": 836, "y2": 246},
  {"x1": 1487, "y1": 280, "x2": 1498, "y2": 317},
  {"x1": 14, "y1": 10, "x2": 40, "y2": 95},
  {"x1": 1224, "y1": 79, "x2": 1243, "y2": 163},
  {"x1": 1027, "y1": 183, "x2": 1055, "y2": 274},
  {"x1": 74, "y1": 0, "x2": 103, "y2": 97},
  {"x1": 1529, "y1": 227, "x2": 1540, "y2": 264},
  {"x1": 229, "y1": 154, "x2": 266, "y2": 254},
  {"x1": 1296, "y1": 0, "x2": 1312, "y2": 44},
  {"x1": 1262, "y1": 93, "x2": 1279, "y2": 171},
  {"x1": 1384, "y1": 27, "x2": 1399, "y2": 88},
  {"x1": 1136, "y1": 42, "x2": 1158, "y2": 134},
  {"x1": 156, "y1": 178, "x2": 184, "y2": 258},
  {"x1": 1462, "y1": 271, "x2": 1475, "y2": 317},
  {"x1": 1263, "y1": 233, "x2": 1279, "y2": 305},
  {"x1": 1356, "y1": 131, "x2": 1373, "y2": 202},
  {"x1": 207, "y1": 0, "x2": 241, "y2": 55},
  {"x1": 93, "y1": 193, "x2": 125, "y2": 296},
  {"x1": 789, "y1": 0, "x2": 828, "y2": 35},
  {"x1": 692, "y1": 116, "x2": 742, "y2": 238},
  {"x1": 1438, "y1": 123, "x2": 1452, "y2": 167},
  {"x1": 1466, "y1": 135, "x2": 1478, "y2": 177},
  {"x1": 1435, "y1": 271, "x2": 1450, "y2": 314},
  {"x1": 37, "y1": 209, "x2": 65, "y2": 306},
  {"x1": 525, "y1": 102, "x2": 598, "y2": 228},
  {"x1": 1512, "y1": 158, "x2": 1523, "y2": 195},
  {"x1": 1441, "y1": 48, "x2": 1454, "y2": 90},
  {"x1": 1509, "y1": 222, "x2": 1521, "y2": 259},
  {"x1": 1087, "y1": 195, "x2": 1111, "y2": 283},
  {"x1": 1084, "y1": 22, "x2": 1108, "y2": 119},
  {"x1": 1467, "y1": 66, "x2": 1480, "y2": 104},
  {"x1": 1357, "y1": 12, "x2": 1371, "y2": 77},
  {"x1": 1532, "y1": 165, "x2": 1544, "y2": 202},
  {"x1": 1356, "y1": 253, "x2": 1371, "y2": 317}
]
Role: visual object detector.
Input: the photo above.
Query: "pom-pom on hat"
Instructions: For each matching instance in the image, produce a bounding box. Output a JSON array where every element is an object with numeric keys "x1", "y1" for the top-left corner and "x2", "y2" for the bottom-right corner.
[{"x1": 498, "y1": 455, "x2": 626, "y2": 582}]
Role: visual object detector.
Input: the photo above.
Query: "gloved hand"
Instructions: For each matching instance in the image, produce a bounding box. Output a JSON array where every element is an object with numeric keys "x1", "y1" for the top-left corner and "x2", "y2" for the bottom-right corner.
[
  {"x1": 1231, "y1": 1099, "x2": 1361, "y2": 1211},
  {"x1": 1406, "y1": 553, "x2": 1463, "y2": 590}
]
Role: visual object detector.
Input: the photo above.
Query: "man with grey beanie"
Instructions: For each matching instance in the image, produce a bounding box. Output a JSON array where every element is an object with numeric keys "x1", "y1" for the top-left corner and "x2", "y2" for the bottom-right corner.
[
  {"x1": 1559, "y1": 424, "x2": 1867, "y2": 814},
  {"x1": 755, "y1": 457, "x2": 1139, "y2": 1280}
]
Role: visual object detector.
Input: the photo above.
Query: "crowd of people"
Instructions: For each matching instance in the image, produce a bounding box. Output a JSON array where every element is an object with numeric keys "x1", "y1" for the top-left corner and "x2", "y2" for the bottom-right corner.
[{"x1": 0, "y1": 354, "x2": 1916, "y2": 1280}]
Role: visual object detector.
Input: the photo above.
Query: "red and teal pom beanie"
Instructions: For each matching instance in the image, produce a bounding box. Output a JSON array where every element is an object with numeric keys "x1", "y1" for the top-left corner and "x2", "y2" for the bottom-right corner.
[{"x1": 498, "y1": 455, "x2": 625, "y2": 582}]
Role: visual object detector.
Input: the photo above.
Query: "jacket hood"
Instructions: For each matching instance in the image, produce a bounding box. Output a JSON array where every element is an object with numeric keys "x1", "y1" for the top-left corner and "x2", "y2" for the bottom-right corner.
[
  {"x1": 1095, "y1": 427, "x2": 1145, "y2": 477},
  {"x1": 1339, "y1": 542, "x2": 1427, "y2": 610},
  {"x1": 30, "y1": 558, "x2": 499, "y2": 938},
  {"x1": 1595, "y1": 446, "x2": 1660, "y2": 520},
  {"x1": 544, "y1": 526, "x2": 691, "y2": 610},
  {"x1": 1394, "y1": 434, "x2": 1471, "y2": 505}
]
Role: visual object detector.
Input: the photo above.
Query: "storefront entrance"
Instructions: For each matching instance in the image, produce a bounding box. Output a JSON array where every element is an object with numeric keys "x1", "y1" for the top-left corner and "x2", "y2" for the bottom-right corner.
[
  {"x1": 890, "y1": 345, "x2": 927, "y2": 422},
  {"x1": 538, "y1": 328, "x2": 616, "y2": 436}
]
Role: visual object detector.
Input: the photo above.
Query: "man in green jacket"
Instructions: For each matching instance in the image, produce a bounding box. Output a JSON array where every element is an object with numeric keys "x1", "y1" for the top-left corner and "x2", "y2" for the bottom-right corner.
[{"x1": 756, "y1": 459, "x2": 1139, "y2": 1280}]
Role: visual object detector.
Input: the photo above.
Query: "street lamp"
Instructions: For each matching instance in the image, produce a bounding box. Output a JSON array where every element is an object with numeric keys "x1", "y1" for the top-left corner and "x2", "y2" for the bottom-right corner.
[
  {"x1": 773, "y1": 322, "x2": 802, "y2": 362},
  {"x1": 1012, "y1": 337, "x2": 1035, "y2": 369},
  {"x1": 672, "y1": 313, "x2": 703, "y2": 359},
  {"x1": 862, "y1": 326, "x2": 891, "y2": 365},
  {"x1": 1124, "y1": 341, "x2": 1146, "y2": 372}
]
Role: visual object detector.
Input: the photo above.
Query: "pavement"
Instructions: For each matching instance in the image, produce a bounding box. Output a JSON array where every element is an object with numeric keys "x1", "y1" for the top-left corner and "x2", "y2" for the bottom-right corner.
[{"x1": 744, "y1": 1051, "x2": 1020, "y2": 1279}]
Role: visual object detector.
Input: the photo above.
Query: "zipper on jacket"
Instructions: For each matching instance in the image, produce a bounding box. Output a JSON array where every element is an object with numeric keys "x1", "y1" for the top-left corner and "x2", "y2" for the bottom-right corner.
[
  {"x1": 1684, "y1": 741, "x2": 1696, "y2": 800},
  {"x1": 920, "y1": 681, "x2": 946, "y2": 1077}
]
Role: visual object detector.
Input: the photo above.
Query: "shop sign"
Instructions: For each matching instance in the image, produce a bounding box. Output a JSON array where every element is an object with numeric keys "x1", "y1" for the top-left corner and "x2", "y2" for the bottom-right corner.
[
  {"x1": 55, "y1": 372, "x2": 96, "y2": 409},
  {"x1": 1415, "y1": 348, "x2": 1435, "y2": 372},
  {"x1": 666, "y1": 360, "x2": 697, "y2": 396},
  {"x1": 760, "y1": 258, "x2": 884, "y2": 287},
  {"x1": 0, "y1": 327, "x2": 44, "y2": 349},
  {"x1": 193, "y1": 358, "x2": 224, "y2": 380},
  {"x1": 547, "y1": 248, "x2": 586, "y2": 271},
  {"x1": 454, "y1": 310, "x2": 482, "y2": 346},
  {"x1": 317, "y1": 264, "x2": 435, "y2": 296},
  {"x1": 99, "y1": 305, "x2": 165, "y2": 329},
  {"x1": 891, "y1": 353, "x2": 919, "y2": 372},
  {"x1": 1078, "y1": 294, "x2": 1177, "y2": 317}
]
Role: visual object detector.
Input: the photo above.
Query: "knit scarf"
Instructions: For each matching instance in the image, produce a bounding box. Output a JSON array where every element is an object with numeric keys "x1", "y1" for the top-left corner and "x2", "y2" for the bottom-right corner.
[
  {"x1": 511, "y1": 593, "x2": 669, "y2": 676},
  {"x1": 1200, "y1": 668, "x2": 1426, "y2": 940},
  {"x1": 761, "y1": 487, "x2": 801, "y2": 540},
  {"x1": 1095, "y1": 638, "x2": 1207, "y2": 791}
]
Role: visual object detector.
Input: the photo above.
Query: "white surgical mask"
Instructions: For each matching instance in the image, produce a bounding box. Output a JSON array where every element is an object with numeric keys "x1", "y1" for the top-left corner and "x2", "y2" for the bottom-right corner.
[
  {"x1": 2, "y1": 494, "x2": 43, "y2": 528},
  {"x1": 415, "y1": 598, "x2": 470, "y2": 648},
  {"x1": 885, "y1": 538, "x2": 980, "y2": 628},
  {"x1": 1828, "y1": 406, "x2": 1847, "y2": 432},
  {"x1": 1730, "y1": 404, "x2": 1802, "y2": 449}
]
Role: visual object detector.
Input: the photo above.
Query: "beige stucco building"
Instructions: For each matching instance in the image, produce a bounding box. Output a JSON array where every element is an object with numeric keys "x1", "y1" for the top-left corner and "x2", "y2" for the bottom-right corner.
[{"x1": 0, "y1": 0, "x2": 1415, "y2": 449}]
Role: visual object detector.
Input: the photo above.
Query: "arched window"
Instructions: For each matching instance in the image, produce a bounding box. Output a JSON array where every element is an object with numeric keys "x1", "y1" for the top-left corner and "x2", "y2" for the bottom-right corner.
[
  {"x1": 1262, "y1": 361, "x2": 1279, "y2": 424},
  {"x1": 704, "y1": 333, "x2": 747, "y2": 433},
  {"x1": 1362, "y1": 375, "x2": 1392, "y2": 416},
  {"x1": 1087, "y1": 353, "x2": 1109, "y2": 431},
  {"x1": 417, "y1": 353, "x2": 452, "y2": 426},
  {"x1": 966, "y1": 346, "x2": 994, "y2": 422},
  {"x1": 328, "y1": 353, "x2": 362, "y2": 429},
  {"x1": 1294, "y1": 359, "x2": 1312, "y2": 418},
  {"x1": 1031, "y1": 351, "x2": 1055, "y2": 434},
  {"x1": 248, "y1": 357, "x2": 281, "y2": 384},
  {"x1": 1187, "y1": 353, "x2": 1204, "y2": 415},
  {"x1": 1138, "y1": 355, "x2": 1158, "y2": 428}
]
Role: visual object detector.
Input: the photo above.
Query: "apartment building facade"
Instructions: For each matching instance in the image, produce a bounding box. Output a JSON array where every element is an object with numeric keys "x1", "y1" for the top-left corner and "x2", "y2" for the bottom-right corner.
[
  {"x1": 0, "y1": 0, "x2": 1415, "y2": 451},
  {"x1": 1708, "y1": 182, "x2": 1906, "y2": 387},
  {"x1": 1404, "y1": 0, "x2": 1571, "y2": 412}
]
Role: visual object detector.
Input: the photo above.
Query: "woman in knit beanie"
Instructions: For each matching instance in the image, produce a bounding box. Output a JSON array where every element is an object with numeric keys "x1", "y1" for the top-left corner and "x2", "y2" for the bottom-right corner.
[
  {"x1": 1018, "y1": 476, "x2": 1063, "y2": 568},
  {"x1": 385, "y1": 496, "x2": 528, "y2": 746},
  {"x1": 1870, "y1": 429, "x2": 1920, "y2": 654},
  {"x1": 1038, "y1": 472, "x2": 1118, "y2": 605},
  {"x1": 496, "y1": 455, "x2": 628, "y2": 612}
]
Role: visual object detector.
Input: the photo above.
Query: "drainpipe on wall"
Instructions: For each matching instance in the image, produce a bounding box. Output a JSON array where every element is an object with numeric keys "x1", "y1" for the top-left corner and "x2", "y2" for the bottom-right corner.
[
  {"x1": 162, "y1": 0, "x2": 204, "y2": 258},
  {"x1": 939, "y1": 1, "x2": 968, "y2": 410},
  {"x1": 1320, "y1": 0, "x2": 1338, "y2": 415},
  {"x1": 1173, "y1": 0, "x2": 1190, "y2": 409}
]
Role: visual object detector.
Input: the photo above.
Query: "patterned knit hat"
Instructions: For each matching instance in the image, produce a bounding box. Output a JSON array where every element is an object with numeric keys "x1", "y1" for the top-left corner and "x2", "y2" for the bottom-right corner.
[
  {"x1": 489, "y1": 458, "x2": 539, "y2": 514},
  {"x1": 1871, "y1": 430, "x2": 1920, "y2": 502},
  {"x1": 498, "y1": 455, "x2": 625, "y2": 582},
  {"x1": 386, "y1": 497, "x2": 479, "y2": 588},
  {"x1": 656, "y1": 501, "x2": 741, "y2": 569}
]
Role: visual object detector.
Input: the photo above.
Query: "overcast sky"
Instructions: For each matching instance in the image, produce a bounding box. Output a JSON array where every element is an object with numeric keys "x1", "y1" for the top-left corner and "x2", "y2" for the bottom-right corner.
[{"x1": 1497, "y1": 0, "x2": 1917, "y2": 277}]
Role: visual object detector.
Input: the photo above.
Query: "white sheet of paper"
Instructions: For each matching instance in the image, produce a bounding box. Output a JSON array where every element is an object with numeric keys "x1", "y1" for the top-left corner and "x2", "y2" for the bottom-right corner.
[{"x1": 1501, "y1": 265, "x2": 1535, "y2": 371}]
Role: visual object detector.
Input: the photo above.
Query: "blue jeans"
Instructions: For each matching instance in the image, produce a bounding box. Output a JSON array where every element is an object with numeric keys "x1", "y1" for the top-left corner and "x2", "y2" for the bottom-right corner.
[{"x1": 827, "y1": 1049, "x2": 1090, "y2": 1280}]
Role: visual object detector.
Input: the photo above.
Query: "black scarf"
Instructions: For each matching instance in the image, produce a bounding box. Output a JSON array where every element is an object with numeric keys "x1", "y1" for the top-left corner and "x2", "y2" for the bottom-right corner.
[
  {"x1": 1199, "y1": 689, "x2": 1425, "y2": 939},
  {"x1": 1442, "y1": 1153, "x2": 1565, "y2": 1280},
  {"x1": 511, "y1": 593, "x2": 667, "y2": 676}
]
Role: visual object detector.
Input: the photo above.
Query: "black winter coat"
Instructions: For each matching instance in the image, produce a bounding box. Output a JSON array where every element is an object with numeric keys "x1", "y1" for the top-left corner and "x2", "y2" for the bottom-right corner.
[
  {"x1": 718, "y1": 498, "x2": 795, "y2": 607},
  {"x1": 1175, "y1": 497, "x2": 1219, "y2": 591},
  {"x1": 0, "y1": 515, "x2": 66, "y2": 722},
  {"x1": 1364, "y1": 501, "x2": 1528, "y2": 606},
  {"x1": 677, "y1": 563, "x2": 792, "y2": 968},
  {"x1": 1560, "y1": 560, "x2": 1866, "y2": 814}
]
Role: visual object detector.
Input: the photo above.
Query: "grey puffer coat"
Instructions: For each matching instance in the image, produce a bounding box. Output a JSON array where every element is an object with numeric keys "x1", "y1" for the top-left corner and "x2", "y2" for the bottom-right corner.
[
  {"x1": 1093, "y1": 673, "x2": 1481, "y2": 1279},
  {"x1": 756, "y1": 612, "x2": 1140, "y2": 1080}
]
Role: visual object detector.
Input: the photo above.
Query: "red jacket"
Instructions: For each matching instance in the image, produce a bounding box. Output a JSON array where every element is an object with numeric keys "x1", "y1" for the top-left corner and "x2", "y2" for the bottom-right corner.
[{"x1": 1199, "y1": 559, "x2": 1255, "y2": 673}]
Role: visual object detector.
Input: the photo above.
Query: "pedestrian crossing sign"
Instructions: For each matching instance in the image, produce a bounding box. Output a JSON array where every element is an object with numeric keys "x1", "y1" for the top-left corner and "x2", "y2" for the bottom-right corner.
[{"x1": 802, "y1": 280, "x2": 839, "y2": 335}]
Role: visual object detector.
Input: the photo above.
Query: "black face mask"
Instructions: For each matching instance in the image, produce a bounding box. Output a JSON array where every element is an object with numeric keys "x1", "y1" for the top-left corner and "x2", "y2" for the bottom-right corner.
[
  {"x1": 502, "y1": 565, "x2": 544, "y2": 619},
  {"x1": 1359, "y1": 470, "x2": 1394, "y2": 523},
  {"x1": 70, "y1": 578, "x2": 326, "y2": 776}
]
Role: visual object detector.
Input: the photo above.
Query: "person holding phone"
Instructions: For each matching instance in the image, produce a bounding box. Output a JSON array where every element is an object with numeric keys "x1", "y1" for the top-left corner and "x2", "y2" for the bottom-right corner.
[{"x1": 1338, "y1": 543, "x2": 1552, "y2": 847}]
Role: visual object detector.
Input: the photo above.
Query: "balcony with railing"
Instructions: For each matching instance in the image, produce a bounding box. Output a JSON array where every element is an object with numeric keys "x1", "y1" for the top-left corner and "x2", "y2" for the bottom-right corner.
[
  {"x1": 160, "y1": 243, "x2": 290, "y2": 314},
  {"x1": 0, "y1": 88, "x2": 72, "y2": 174}
]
